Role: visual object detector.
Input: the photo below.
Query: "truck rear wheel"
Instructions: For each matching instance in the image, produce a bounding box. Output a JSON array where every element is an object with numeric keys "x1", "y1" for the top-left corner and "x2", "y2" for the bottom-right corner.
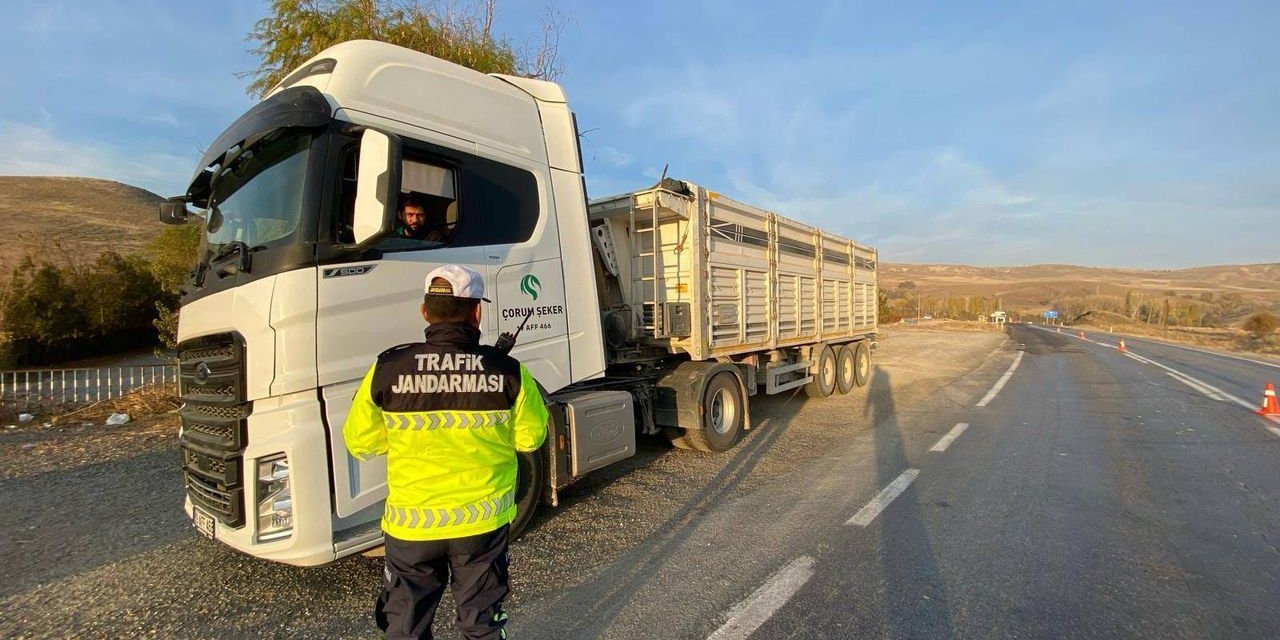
[
  {"x1": 853, "y1": 341, "x2": 872, "y2": 387},
  {"x1": 510, "y1": 444, "x2": 546, "y2": 539},
  {"x1": 804, "y1": 344, "x2": 837, "y2": 398},
  {"x1": 835, "y1": 344, "x2": 856, "y2": 394},
  {"x1": 671, "y1": 371, "x2": 744, "y2": 453}
]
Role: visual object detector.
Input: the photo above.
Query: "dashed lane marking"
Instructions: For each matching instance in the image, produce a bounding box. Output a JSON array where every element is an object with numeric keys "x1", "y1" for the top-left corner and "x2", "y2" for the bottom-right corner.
[
  {"x1": 976, "y1": 351, "x2": 1024, "y2": 407},
  {"x1": 706, "y1": 556, "x2": 816, "y2": 640},
  {"x1": 930, "y1": 423, "x2": 970, "y2": 453},
  {"x1": 846, "y1": 469, "x2": 920, "y2": 527}
]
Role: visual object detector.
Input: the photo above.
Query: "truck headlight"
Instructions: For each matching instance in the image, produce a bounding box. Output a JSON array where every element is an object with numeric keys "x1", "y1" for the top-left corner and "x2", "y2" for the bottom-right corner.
[{"x1": 256, "y1": 455, "x2": 293, "y2": 541}]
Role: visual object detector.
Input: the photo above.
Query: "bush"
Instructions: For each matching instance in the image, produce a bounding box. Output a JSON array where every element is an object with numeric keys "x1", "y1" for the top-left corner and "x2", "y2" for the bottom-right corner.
[
  {"x1": 1, "y1": 256, "x2": 87, "y2": 345},
  {"x1": 78, "y1": 252, "x2": 167, "y2": 336},
  {"x1": 1243, "y1": 311, "x2": 1278, "y2": 338},
  {"x1": 0, "y1": 251, "x2": 171, "y2": 366},
  {"x1": 148, "y1": 224, "x2": 200, "y2": 291}
]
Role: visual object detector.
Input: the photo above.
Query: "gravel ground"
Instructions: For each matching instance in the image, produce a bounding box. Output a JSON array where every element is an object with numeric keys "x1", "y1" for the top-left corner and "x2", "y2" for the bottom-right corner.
[{"x1": 0, "y1": 326, "x2": 1004, "y2": 639}]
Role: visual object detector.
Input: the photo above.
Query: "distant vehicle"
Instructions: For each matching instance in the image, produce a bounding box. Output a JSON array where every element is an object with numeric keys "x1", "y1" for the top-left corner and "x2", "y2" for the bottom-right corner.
[
  {"x1": 161, "y1": 40, "x2": 880, "y2": 566},
  {"x1": 923, "y1": 315, "x2": 933, "y2": 320}
]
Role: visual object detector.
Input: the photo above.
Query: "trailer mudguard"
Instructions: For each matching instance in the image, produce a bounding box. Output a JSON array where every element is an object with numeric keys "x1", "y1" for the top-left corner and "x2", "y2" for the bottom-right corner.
[{"x1": 652, "y1": 361, "x2": 752, "y2": 432}]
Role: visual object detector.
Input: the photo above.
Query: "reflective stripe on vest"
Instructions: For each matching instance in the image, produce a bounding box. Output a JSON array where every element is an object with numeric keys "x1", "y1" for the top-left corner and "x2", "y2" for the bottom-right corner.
[
  {"x1": 383, "y1": 490, "x2": 516, "y2": 529},
  {"x1": 382, "y1": 410, "x2": 511, "y2": 430}
]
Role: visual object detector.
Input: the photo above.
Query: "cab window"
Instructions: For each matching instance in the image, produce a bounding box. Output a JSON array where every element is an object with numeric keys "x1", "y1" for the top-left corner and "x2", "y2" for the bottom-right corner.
[
  {"x1": 335, "y1": 135, "x2": 540, "y2": 251},
  {"x1": 377, "y1": 159, "x2": 459, "y2": 251}
]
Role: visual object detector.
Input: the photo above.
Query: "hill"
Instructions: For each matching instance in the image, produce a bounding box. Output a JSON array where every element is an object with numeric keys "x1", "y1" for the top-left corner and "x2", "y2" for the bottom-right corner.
[
  {"x1": 0, "y1": 176, "x2": 166, "y2": 275},
  {"x1": 880, "y1": 262, "x2": 1280, "y2": 313}
]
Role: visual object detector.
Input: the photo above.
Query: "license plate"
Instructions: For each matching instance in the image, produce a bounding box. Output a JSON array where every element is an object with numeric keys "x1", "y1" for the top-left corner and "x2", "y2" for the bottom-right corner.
[{"x1": 193, "y1": 507, "x2": 216, "y2": 540}]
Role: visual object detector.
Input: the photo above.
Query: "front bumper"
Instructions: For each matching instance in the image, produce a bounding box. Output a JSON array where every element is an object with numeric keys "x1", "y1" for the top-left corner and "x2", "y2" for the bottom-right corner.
[{"x1": 183, "y1": 390, "x2": 351, "y2": 566}]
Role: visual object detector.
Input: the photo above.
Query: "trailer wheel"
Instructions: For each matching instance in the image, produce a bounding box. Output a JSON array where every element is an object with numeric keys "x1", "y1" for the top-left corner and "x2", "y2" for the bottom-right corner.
[
  {"x1": 835, "y1": 344, "x2": 857, "y2": 394},
  {"x1": 804, "y1": 344, "x2": 837, "y2": 398},
  {"x1": 853, "y1": 340, "x2": 872, "y2": 387},
  {"x1": 510, "y1": 440, "x2": 547, "y2": 539},
  {"x1": 671, "y1": 372, "x2": 744, "y2": 453}
]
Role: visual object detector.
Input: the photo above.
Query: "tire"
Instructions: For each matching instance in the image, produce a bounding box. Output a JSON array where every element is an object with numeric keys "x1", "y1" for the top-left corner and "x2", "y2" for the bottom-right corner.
[
  {"x1": 853, "y1": 340, "x2": 872, "y2": 387},
  {"x1": 509, "y1": 443, "x2": 547, "y2": 539},
  {"x1": 804, "y1": 344, "x2": 837, "y2": 398},
  {"x1": 671, "y1": 371, "x2": 745, "y2": 453},
  {"x1": 835, "y1": 344, "x2": 856, "y2": 395}
]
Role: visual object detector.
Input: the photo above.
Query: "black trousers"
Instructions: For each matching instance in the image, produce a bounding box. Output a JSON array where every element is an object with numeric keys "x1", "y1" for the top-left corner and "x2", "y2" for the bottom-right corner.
[{"x1": 376, "y1": 525, "x2": 511, "y2": 640}]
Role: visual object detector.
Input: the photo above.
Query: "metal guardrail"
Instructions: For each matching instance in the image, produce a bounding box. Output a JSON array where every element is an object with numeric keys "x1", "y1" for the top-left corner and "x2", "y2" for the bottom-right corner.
[{"x1": 0, "y1": 365, "x2": 178, "y2": 408}]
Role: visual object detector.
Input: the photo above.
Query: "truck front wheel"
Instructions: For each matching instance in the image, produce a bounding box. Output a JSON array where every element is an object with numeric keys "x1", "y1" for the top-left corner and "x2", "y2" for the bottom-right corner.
[
  {"x1": 510, "y1": 444, "x2": 547, "y2": 539},
  {"x1": 671, "y1": 371, "x2": 745, "y2": 453}
]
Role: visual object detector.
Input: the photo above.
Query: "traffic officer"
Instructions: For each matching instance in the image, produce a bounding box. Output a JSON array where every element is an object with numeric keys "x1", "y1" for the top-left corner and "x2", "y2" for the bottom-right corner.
[{"x1": 344, "y1": 264, "x2": 548, "y2": 640}]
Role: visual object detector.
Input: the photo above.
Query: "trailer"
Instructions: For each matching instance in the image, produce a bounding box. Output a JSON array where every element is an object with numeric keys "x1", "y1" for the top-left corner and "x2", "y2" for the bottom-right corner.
[{"x1": 580, "y1": 180, "x2": 877, "y2": 451}]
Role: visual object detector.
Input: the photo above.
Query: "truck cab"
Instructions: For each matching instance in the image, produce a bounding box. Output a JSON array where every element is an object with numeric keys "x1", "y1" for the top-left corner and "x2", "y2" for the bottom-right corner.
[{"x1": 167, "y1": 40, "x2": 604, "y2": 565}]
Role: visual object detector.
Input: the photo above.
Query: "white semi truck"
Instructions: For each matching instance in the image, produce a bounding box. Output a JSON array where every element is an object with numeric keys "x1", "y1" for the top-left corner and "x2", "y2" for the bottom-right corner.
[{"x1": 161, "y1": 40, "x2": 878, "y2": 566}]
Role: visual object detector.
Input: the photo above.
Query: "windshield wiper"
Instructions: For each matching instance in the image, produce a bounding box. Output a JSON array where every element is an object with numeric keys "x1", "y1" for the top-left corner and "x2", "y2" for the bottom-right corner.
[
  {"x1": 190, "y1": 240, "x2": 256, "y2": 287},
  {"x1": 212, "y1": 240, "x2": 253, "y2": 276}
]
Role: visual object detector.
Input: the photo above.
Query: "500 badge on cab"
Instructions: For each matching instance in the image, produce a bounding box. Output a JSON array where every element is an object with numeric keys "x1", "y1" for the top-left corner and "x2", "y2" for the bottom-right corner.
[{"x1": 323, "y1": 265, "x2": 376, "y2": 278}]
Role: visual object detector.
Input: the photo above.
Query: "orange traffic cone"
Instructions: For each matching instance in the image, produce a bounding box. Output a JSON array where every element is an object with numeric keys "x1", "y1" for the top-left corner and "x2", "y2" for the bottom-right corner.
[
  {"x1": 1056, "y1": 327, "x2": 1062, "y2": 333},
  {"x1": 1258, "y1": 383, "x2": 1280, "y2": 417},
  {"x1": 1078, "y1": 331, "x2": 1085, "y2": 339},
  {"x1": 1117, "y1": 340, "x2": 1127, "y2": 353}
]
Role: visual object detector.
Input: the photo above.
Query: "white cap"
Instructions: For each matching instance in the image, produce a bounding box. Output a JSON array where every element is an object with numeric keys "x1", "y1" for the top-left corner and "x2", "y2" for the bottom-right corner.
[{"x1": 424, "y1": 264, "x2": 489, "y2": 302}]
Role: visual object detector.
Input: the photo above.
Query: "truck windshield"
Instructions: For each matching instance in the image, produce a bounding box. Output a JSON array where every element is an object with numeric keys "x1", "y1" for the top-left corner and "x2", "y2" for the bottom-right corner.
[{"x1": 206, "y1": 130, "x2": 312, "y2": 251}]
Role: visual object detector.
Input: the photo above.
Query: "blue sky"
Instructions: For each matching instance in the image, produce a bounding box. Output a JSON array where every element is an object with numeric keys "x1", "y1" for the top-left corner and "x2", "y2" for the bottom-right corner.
[{"x1": 1, "y1": 0, "x2": 1276, "y2": 268}]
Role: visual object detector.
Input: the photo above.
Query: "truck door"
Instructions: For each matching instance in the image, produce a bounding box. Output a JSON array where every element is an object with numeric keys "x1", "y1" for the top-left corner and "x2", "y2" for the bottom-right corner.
[
  {"x1": 319, "y1": 154, "x2": 494, "y2": 518},
  {"x1": 480, "y1": 159, "x2": 571, "y2": 395}
]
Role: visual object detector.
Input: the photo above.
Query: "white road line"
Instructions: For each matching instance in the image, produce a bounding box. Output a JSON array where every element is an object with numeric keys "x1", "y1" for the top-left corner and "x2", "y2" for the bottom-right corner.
[
  {"x1": 1031, "y1": 324, "x2": 1280, "y2": 371},
  {"x1": 976, "y1": 351, "x2": 1024, "y2": 407},
  {"x1": 930, "y1": 423, "x2": 970, "y2": 452},
  {"x1": 846, "y1": 469, "x2": 920, "y2": 527},
  {"x1": 1139, "y1": 358, "x2": 1255, "y2": 412},
  {"x1": 1030, "y1": 325, "x2": 1280, "y2": 437},
  {"x1": 1165, "y1": 371, "x2": 1231, "y2": 402},
  {"x1": 1123, "y1": 335, "x2": 1280, "y2": 371},
  {"x1": 706, "y1": 556, "x2": 816, "y2": 640}
]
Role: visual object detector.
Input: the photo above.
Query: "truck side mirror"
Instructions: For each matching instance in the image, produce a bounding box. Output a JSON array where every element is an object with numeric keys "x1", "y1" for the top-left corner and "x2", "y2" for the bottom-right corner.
[
  {"x1": 159, "y1": 197, "x2": 191, "y2": 225},
  {"x1": 352, "y1": 128, "x2": 402, "y2": 246}
]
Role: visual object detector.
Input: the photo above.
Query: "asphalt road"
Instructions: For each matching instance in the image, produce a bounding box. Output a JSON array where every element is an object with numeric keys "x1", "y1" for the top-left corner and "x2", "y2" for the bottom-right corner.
[
  {"x1": 4, "y1": 325, "x2": 1279, "y2": 639},
  {"x1": 533, "y1": 323, "x2": 1278, "y2": 640}
]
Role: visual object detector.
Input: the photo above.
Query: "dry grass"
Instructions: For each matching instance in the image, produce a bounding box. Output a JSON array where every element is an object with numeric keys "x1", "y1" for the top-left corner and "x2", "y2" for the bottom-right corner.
[
  {"x1": 0, "y1": 176, "x2": 165, "y2": 275},
  {"x1": 0, "y1": 384, "x2": 180, "y2": 426},
  {"x1": 52, "y1": 384, "x2": 181, "y2": 423},
  {"x1": 888, "y1": 319, "x2": 1007, "y2": 333}
]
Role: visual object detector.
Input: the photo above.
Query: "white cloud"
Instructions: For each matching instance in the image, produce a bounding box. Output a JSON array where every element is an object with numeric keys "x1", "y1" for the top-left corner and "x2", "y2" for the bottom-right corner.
[
  {"x1": 0, "y1": 120, "x2": 194, "y2": 195},
  {"x1": 592, "y1": 145, "x2": 634, "y2": 168},
  {"x1": 146, "y1": 112, "x2": 181, "y2": 127}
]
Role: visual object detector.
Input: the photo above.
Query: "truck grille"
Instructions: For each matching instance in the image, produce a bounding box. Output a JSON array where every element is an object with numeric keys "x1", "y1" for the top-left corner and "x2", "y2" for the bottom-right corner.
[{"x1": 178, "y1": 332, "x2": 249, "y2": 528}]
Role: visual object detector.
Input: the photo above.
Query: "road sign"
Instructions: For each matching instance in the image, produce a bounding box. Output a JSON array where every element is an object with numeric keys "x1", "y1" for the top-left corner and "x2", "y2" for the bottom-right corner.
[{"x1": 1044, "y1": 310, "x2": 1059, "y2": 319}]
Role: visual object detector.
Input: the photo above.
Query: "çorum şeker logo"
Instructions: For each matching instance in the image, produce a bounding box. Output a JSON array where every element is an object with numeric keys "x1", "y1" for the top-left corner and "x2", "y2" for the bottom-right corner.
[{"x1": 520, "y1": 274, "x2": 541, "y2": 301}]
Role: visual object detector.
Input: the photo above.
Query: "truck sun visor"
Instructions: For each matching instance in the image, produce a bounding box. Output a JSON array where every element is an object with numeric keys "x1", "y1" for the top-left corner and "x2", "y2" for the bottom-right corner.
[{"x1": 190, "y1": 86, "x2": 332, "y2": 189}]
